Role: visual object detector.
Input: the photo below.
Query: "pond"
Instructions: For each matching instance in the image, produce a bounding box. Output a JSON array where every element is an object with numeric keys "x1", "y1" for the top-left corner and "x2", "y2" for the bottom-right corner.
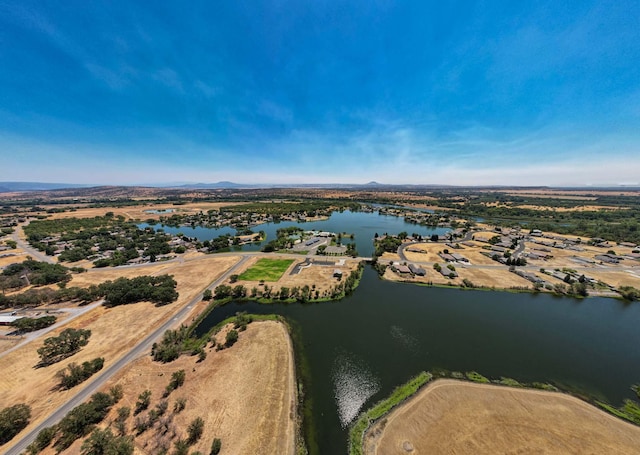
[
  {"x1": 141, "y1": 210, "x2": 449, "y2": 257},
  {"x1": 195, "y1": 267, "x2": 640, "y2": 454},
  {"x1": 143, "y1": 208, "x2": 175, "y2": 214}
]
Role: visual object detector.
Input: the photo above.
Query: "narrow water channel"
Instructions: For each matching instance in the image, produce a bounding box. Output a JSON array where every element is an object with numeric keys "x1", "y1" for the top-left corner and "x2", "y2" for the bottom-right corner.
[{"x1": 195, "y1": 266, "x2": 640, "y2": 454}]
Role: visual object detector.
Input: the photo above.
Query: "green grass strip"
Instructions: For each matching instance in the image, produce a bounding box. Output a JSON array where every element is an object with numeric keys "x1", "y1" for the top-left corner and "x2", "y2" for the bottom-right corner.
[
  {"x1": 349, "y1": 371, "x2": 432, "y2": 455},
  {"x1": 237, "y1": 258, "x2": 294, "y2": 281}
]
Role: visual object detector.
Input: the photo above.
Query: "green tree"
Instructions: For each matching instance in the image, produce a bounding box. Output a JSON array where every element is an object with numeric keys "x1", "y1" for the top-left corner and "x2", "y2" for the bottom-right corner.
[
  {"x1": 37, "y1": 328, "x2": 91, "y2": 366},
  {"x1": 81, "y1": 428, "x2": 134, "y2": 455},
  {"x1": 11, "y1": 315, "x2": 57, "y2": 332},
  {"x1": 173, "y1": 439, "x2": 190, "y2": 455},
  {"x1": 187, "y1": 417, "x2": 205, "y2": 445},
  {"x1": 210, "y1": 438, "x2": 222, "y2": 455},
  {"x1": 173, "y1": 397, "x2": 187, "y2": 414},
  {"x1": 0, "y1": 403, "x2": 31, "y2": 444},
  {"x1": 134, "y1": 390, "x2": 152, "y2": 415},
  {"x1": 25, "y1": 426, "x2": 56, "y2": 454},
  {"x1": 166, "y1": 370, "x2": 186, "y2": 394},
  {"x1": 56, "y1": 357, "x2": 104, "y2": 389},
  {"x1": 55, "y1": 392, "x2": 116, "y2": 451},
  {"x1": 225, "y1": 329, "x2": 238, "y2": 347}
]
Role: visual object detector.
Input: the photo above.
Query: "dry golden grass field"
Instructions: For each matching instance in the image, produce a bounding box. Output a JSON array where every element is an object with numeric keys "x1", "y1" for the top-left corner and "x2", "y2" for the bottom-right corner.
[
  {"x1": 41, "y1": 320, "x2": 296, "y2": 455},
  {"x1": 0, "y1": 248, "x2": 27, "y2": 267},
  {"x1": 0, "y1": 255, "x2": 241, "y2": 444},
  {"x1": 44, "y1": 201, "x2": 248, "y2": 221},
  {"x1": 365, "y1": 379, "x2": 640, "y2": 455},
  {"x1": 515, "y1": 204, "x2": 630, "y2": 211},
  {"x1": 383, "y1": 265, "x2": 532, "y2": 289}
]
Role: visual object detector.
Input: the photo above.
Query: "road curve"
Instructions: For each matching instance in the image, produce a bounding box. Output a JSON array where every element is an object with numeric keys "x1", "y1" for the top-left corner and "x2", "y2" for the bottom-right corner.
[{"x1": 5, "y1": 255, "x2": 250, "y2": 455}]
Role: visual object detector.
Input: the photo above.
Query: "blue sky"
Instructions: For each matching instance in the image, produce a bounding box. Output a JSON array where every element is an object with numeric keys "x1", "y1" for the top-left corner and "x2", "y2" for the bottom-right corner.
[{"x1": 1, "y1": 1, "x2": 639, "y2": 186}]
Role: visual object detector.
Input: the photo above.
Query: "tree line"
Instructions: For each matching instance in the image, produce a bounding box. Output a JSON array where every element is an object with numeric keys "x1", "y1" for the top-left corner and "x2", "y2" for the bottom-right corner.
[
  {"x1": 1, "y1": 274, "x2": 178, "y2": 310},
  {"x1": 1, "y1": 259, "x2": 71, "y2": 292}
]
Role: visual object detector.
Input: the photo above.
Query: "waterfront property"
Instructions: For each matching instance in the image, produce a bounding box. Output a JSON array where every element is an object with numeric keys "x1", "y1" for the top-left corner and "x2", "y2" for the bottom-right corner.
[{"x1": 195, "y1": 266, "x2": 640, "y2": 454}]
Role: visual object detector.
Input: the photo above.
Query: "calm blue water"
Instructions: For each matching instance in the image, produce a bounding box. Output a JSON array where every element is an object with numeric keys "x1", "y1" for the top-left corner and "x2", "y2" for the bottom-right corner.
[
  {"x1": 196, "y1": 267, "x2": 640, "y2": 454},
  {"x1": 140, "y1": 210, "x2": 449, "y2": 257}
]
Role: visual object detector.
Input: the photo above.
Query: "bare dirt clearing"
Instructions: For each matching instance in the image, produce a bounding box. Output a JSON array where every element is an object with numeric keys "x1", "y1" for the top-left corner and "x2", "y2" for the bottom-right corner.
[{"x1": 365, "y1": 379, "x2": 640, "y2": 455}]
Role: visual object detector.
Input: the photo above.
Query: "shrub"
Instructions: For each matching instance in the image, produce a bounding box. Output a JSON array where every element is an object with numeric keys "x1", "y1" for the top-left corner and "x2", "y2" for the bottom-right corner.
[
  {"x1": 225, "y1": 329, "x2": 238, "y2": 347},
  {"x1": 210, "y1": 438, "x2": 222, "y2": 455},
  {"x1": 80, "y1": 428, "x2": 134, "y2": 455},
  {"x1": 56, "y1": 357, "x2": 104, "y2": 389},
  {"x1": 173, "y1": 438, "x2": 190, "y2": 455},
  {"x1": 173, "y1": 397, "x2": 187, "y2": 414},
  {"x1": 465, "y1": 371, "x2": 490, "y2": 383},
  {"x1": 134, "y1": 390, "x2": 152, "y2": 415},
  {"x1": 187, "y1": 417, "x2": 205, "y2": 444},
  {"x1": 164, "y1": 370, "x2": 186, "y2": 397}
]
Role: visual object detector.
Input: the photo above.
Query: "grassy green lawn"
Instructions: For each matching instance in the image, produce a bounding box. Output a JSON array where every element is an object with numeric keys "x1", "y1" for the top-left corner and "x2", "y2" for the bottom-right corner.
[{"x1": 238, "y1": 258, "x2": 295, "y2": 282}]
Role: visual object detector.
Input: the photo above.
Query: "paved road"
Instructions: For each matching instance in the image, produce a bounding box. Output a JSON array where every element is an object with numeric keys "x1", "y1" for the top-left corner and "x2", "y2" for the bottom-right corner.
[
  {"x1": 0, "y1": 300, "x2": 104, "y2": 359},
  {"x1": 512, "y1": 239, "x2": 526, "y2": 259},
  {"x1": 10, "y1": 224, "x2": 55, "y2": 264},
  {"x1": 5, "y1": 255, "x2": 251, "y2": 455}
]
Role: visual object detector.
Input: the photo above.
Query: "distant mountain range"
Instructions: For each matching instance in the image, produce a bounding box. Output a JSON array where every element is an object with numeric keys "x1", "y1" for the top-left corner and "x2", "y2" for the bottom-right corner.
[
  {"x1": 0, "y1": 181, "x2": 392, "y2": 192},
  {"x1": 0, "y1": 182, "x2": 95, "y2": 193},
  {"x1": 1, "y1": 181, "x2": 638, "y2": 193}
]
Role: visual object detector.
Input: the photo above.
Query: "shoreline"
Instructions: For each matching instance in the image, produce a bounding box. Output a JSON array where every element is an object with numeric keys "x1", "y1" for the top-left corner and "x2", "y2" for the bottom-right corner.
[{"x1": 379, "y1": 269, "x2": 628, "y2": 300}]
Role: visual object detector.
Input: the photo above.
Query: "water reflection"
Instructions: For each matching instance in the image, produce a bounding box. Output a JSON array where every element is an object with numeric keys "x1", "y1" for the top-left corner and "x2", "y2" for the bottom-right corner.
[{"x1": 332, "y1": 349, "x2": 380, "y2": 427}]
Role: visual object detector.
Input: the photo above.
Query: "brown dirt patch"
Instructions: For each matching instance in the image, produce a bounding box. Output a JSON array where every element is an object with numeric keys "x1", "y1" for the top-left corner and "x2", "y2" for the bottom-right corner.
[{"x1": 365, "y1": 379, "x2": 640, "y2": 455}]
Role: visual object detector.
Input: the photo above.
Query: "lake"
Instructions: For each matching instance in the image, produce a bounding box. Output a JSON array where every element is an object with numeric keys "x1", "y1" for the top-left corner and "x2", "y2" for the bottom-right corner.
[
  {"x1": 140, "y1": 209, "x2": 449, "y2": 257},
  {"x1": 195, "y1": 267, "x2": 640, "y2": 454}
]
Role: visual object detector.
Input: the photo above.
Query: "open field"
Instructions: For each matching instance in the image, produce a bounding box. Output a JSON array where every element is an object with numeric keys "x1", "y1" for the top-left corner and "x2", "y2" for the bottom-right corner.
[
  {"x1": 515, "y1": 204, "x2": 631, "y2": 211},
  {"x1": 37, "y1": 201, "x2": 248, "y2": 221},
  {"x1": 0, "y1": 249, "x2": 27, "y2": 267},
  {"x1": 238, "y1": 258, "x2": 295, "y2": 282},
  {"x1": 364, "y1": 379, "x2": 640, "y2": 455},
  {"x1": 491, "y1": 188, "x2": 640, "y2": 197},
  {"x1": 44, "y1": 320, "x2": 296, "y2": 455},
  {"x1": 383, "y1": 265, "x2": 532, "y2": 289},
  {"x1": 582, "y1": 270, "x2": 640, "y2": 289},
  {"x1": 404, "y1": 242, "x2": 499, "y2": 266},
  {"x1": 231, "y1": 255, "x2": 361, "y2": 297},
  {"x1": 0, "y1": 255, "x2": 241, "y2": 447}
]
